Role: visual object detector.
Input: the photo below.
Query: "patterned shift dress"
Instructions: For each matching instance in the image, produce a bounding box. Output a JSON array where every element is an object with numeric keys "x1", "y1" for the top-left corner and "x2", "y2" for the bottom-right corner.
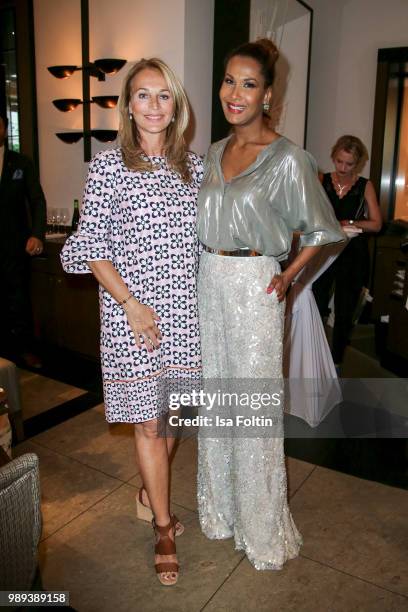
[{"x1": 61, "y1": 148, "x2": 203, "y2": 423}]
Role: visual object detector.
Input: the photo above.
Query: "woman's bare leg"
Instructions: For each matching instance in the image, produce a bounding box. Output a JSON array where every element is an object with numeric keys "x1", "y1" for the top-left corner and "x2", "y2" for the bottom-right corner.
[
  {"x1": 134, "y1": 418, "x2": 171, "y2": 524},
  {"x1": 134, "y1": 418, "x2": 177, "y2": 583},
  {"x1": 137, "y1": 417, "x2": 178, "y2": 508}
]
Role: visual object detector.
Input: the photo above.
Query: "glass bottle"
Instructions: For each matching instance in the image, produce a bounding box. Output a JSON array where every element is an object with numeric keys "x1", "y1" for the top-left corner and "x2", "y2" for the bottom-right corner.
[{"x1": 71, "y1": 199, "x2": 80, "y2": 233}]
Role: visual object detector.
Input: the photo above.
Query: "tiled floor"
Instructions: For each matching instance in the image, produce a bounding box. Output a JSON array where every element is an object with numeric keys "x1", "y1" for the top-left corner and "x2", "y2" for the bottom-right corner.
[
  {"x1": 14, "y1": 404, "x2": 408, "y2": 612},
  {"x1": 9, "y1": 327, "x2": 407, "y2": 612},
  {"x1": 19, "y1": 369, "x2": 87, "y2": 419}
]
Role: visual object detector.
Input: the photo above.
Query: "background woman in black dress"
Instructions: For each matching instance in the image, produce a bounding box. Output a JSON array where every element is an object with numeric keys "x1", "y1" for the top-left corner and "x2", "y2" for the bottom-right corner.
[{"x1": 313, "y1": 135, "x2": 382, "y2": 367}]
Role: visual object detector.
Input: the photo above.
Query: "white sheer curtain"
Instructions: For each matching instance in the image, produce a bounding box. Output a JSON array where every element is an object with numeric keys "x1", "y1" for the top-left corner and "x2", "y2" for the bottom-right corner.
[{"x1": 283, "y1": 243, "x2": 346, "y2": 427}]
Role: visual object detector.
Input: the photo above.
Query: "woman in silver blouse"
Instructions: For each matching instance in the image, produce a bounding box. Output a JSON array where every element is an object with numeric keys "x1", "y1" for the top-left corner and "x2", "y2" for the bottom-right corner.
[{"x1": 196, "y1": 38, "x2": 345, "y2": 570}]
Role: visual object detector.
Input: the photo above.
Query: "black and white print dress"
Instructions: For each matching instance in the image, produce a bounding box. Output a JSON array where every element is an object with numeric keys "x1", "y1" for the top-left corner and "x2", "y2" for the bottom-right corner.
[{"x1": 61, "y1": 148, "x2": 203, "y2": 423}]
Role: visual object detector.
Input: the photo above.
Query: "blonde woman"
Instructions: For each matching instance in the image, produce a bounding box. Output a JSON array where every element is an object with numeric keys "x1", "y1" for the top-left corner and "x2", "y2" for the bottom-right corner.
[
  {"x1": 61, "y1": 58, "x2": 202, "y2": 585},
  {"x1": 313, "y1": 135, "x2": 382, "y2": 367}
]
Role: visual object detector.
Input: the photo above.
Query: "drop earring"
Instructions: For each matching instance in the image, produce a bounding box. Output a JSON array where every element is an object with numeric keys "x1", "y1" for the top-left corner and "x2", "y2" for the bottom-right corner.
[
  {"x1": 129, "y1": 112, "x2": 133, "y2": 120},
  {"x1": 263, "y1": 102, "x2": 270, "y2": 112},
  {"x1": 171, "y1": 116, "x2": 175, "y2": 123}
]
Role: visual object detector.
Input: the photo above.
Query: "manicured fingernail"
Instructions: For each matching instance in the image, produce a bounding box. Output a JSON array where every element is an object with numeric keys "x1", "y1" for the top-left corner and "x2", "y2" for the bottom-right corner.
[{"x1": 266, "y1": 287, "x2": 272, "y2": 294}]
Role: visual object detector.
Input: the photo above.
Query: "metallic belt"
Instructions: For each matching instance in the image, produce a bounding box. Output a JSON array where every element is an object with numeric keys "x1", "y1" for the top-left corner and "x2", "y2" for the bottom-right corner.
[{"x1": 204, "y1": 246, "x2": 262, "y2": 257}]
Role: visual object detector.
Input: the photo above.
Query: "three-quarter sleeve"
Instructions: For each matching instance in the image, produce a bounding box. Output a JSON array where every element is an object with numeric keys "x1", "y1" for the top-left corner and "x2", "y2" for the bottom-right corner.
[
  {"x1": 284, "y1": 149, "x2": 346, "y2": 249},
  {"x1": 61, "y1": 151, "x2": 117, "y2": 273},
  {"x1": 188, "y1": 151, "x2": 204, "y2": 189}
]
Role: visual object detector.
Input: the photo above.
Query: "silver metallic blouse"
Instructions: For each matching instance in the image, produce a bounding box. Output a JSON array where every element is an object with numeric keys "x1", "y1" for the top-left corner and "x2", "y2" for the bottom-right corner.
[{"x1": 197, "y1": 135, "x2": 346, "y2": 259}]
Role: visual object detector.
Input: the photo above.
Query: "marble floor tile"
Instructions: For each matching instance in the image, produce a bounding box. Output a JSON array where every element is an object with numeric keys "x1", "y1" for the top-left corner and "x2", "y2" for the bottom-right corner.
[
  {"x1": 127, "y1": 438, "x2": 316, "y2": 514},
  {"x1": 128, "y1": 437, "x2": 315, "y2": 524},
  {"x1": 290, "y1": 466, "x2": 408, "y2": 596},
  {"x1": 31, "y1": 406, "x2": 137, "y2": 481},
  {"x1": 39, "y1": 483, "x2": 244, "y2": 612},
  {"x1": 18, "y1": 369, "x2": 86, "y2": 418},
  {"x1": 13, "y1": 439, "x2": 122, "y2": 539},
  {"x1": 92, "y1": 402, "x2": 106, "y2": 416},
  {"x1": 341, "y1": 346, "x2": 395, "y2": 378},
  {"x1": 286, "y1": 456, "x2": 316, "y2": 498},
  {"x1": 18, "y1": 369, "x2": 38, "y2": 383},
  {"x1": 169, "y1": 436, "x2": 198, "y2": 511},
  {"x1": 203, "y1": 554, "x2": 408, "y2": 612}
]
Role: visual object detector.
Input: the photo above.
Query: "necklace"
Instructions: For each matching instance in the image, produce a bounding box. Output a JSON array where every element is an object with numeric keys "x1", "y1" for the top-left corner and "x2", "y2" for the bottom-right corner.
[{"x1": 332, "y1": 173, "x2": 355, "y2": 197}]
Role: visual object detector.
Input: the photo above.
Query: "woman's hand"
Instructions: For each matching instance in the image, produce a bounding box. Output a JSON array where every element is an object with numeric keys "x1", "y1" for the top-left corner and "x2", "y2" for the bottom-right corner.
[
  {"x1": 338, "y1": 182, "x2": 382, "y2": 233},
  {"x1": 266, "y1": 272, "x2": 291, "y2": 302},
  {"x1": 86, "y1": 261, "x2": 162, "y2": 352},
  {"x1": 124, "y1": 299, "x2": 162, "y2": 351},
  {"x1": 267, "y1": 245, "x2": 322, "y2": 301}
]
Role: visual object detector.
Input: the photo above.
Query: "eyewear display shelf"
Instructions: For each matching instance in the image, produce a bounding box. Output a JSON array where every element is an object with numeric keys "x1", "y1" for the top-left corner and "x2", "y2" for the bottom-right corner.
[{"x1": 31, "y1": 238, "x2": 99, "y2": 360}]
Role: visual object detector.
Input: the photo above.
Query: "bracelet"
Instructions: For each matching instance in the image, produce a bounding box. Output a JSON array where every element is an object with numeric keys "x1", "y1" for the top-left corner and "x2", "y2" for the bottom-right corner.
[{"x1": 118, "y1": 293, "x2": 134, "y2": 307}]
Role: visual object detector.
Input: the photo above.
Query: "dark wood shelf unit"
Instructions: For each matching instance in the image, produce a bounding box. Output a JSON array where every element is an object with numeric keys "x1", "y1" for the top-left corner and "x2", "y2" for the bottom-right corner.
[{"x1": 31, "y1": 239, "x2": 99, "y2": 359}]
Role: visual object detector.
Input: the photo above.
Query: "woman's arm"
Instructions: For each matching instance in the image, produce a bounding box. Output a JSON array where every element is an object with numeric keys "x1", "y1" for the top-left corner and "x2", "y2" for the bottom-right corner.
[
  {"x1": 340, "y1": 180, "x2": 382, "y2": 233},
  {"x1": 268, "y1": 150, "x2": 344, "y2": 301},
  {"x1": 267, "y1": 245, "x2": 321, "y2": 301},
  {"x1": 88, "y1": 260, "x2": 161, "y2": 351},
  {"x1": 286, "y1": 232, "x2": 301, "y2": 266}
]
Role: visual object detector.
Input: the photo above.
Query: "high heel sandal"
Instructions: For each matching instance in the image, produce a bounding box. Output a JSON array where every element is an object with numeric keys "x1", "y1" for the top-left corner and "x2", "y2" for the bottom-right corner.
[
  {"x1": 153, "y1": 517, "x2": 179, "y2": 586},
  {"x1": 136, "y1": 488, "x2": 184, "y2": 536}
]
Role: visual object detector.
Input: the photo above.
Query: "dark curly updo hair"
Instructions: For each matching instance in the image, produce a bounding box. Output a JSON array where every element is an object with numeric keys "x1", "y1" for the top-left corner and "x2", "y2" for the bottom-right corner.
[{"x1": 224, "y1": 38, "x2": 279, "y2": 89}]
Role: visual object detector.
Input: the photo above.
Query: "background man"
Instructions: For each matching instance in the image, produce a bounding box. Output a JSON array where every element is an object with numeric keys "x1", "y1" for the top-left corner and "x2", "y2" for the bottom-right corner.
[{"x1": 0, "y1": 110, "x2": 46, "y2": 368}]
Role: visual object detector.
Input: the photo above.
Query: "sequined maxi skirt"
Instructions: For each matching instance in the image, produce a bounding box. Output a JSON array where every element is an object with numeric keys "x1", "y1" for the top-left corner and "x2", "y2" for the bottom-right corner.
[{"x1": 197, "y1": 251, "x2": 302, "y2": 570}]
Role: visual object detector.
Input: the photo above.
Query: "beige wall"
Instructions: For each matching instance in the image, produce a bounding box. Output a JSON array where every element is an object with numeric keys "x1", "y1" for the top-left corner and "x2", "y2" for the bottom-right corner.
[
  {"x1": 34, "y1": 0, "x2": 408, "y2": 212},
  {"x1": 306, "y1": 0, "x2": 408, "y2": 176},
  {"x1": 89, "y1": 0, "x2": 186, "y2": 153},
  {"x1": 33, "y1": 0, "x2": 213, "y2": 216},
  {"x1": 184, "y1": 0, "x2": 214, "y2": 155},
  {"x1": 34, "y1": 0, "x2": 84, "y2": 213}
]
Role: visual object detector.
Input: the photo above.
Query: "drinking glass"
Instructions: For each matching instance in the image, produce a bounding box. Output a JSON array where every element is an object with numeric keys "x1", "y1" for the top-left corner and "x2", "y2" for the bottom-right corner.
[
  {"x1": 55, "y1": 208, "x2": 62, "y2": 234},
  {"x1": 48, "y1": 208, "x2": 57, "y2": 233},
  {"x1": 60, "y1": 208, "x2": 69, "y2": 235},
  {"x1": 46, "y1": 207, "x2": 54, "y2": 234}
]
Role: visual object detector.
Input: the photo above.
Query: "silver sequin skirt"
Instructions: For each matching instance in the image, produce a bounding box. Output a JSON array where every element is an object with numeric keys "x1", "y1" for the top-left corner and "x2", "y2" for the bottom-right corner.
[{"x1": 197, "y1": 251, "x2": 302, "y2": 570}]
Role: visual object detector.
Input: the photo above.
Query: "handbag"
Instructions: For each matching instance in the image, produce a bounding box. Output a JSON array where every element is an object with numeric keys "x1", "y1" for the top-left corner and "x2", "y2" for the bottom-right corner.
[{"x1": 354, "y1": 184, "x2": 368, "y2": 220}]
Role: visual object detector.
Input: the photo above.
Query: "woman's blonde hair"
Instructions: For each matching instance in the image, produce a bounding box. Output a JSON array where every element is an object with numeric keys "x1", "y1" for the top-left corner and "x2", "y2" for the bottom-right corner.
[
  {"x1": 118, "y1": 58, "x2": 192, "y2": 182},
  {"x1": 331, "y1": 135, "x2": 368, "y2": 174}
]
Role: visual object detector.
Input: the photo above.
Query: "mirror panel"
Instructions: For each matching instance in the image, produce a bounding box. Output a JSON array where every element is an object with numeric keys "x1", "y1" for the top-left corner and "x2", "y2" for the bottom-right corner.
[{"x1": 250, "y1": 0, "x2": 312, "y2": 147}]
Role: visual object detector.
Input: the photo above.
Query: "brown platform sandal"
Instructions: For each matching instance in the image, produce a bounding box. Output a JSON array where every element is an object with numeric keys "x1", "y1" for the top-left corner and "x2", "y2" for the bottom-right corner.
[
  {"x1": 136, "y1": 488, "x2": 185, "y2": 536},
  {"x1": 153, "y1": 517, "x2": 179, "y2": 586}
]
